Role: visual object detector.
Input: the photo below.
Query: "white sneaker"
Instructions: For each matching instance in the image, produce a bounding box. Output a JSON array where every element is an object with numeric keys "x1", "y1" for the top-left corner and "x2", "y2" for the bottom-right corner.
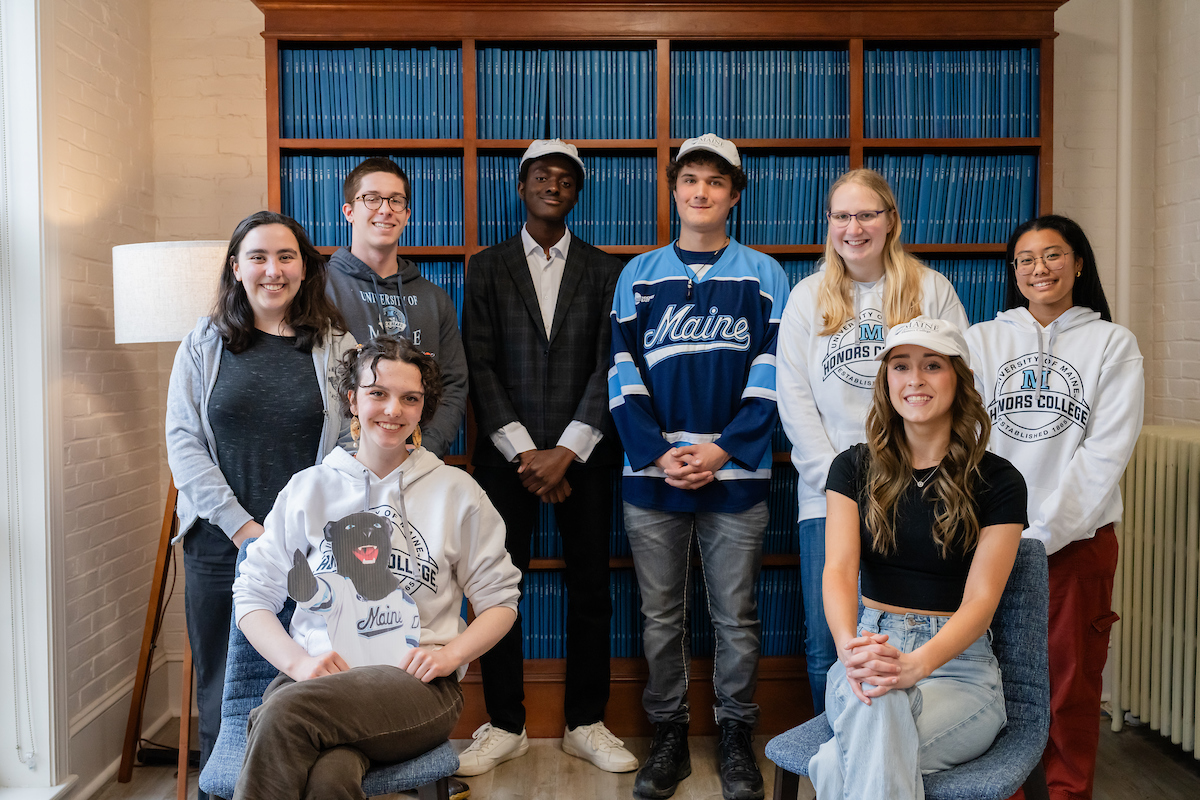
[
  {"x1": 561, "y1": 721, "x2": 639, "y2": 773},
  {"x1": 454, "y1": 723, "x2": 529, "y2": 776}
]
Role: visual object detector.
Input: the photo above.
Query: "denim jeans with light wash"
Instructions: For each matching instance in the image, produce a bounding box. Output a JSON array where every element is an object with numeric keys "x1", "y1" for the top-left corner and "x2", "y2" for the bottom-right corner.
[
  {"x1": 624, "y1": 501, "x2": 768, "y2": 727},
  {"x1": 798, "y1": 516, "x2": 837, "y2": 713},
  {"x1": 808, "y1": 608, "x2": 1007, "y2": 800}
]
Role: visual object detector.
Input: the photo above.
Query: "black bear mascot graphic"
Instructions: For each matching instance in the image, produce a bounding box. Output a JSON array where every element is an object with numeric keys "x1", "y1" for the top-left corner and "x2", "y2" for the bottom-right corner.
[{"x1": 287, "y1": 511, "x2": 422, "y2": 668}]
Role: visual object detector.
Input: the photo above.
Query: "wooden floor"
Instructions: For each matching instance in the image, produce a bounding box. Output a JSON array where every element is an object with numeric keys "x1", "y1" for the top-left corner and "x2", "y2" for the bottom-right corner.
[{"x1": 94, "y1": 719, "x2": 1200, "y2": 800}]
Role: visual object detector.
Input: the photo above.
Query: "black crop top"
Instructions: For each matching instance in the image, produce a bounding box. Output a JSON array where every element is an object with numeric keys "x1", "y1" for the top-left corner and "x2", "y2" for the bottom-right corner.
[{"x1": 826, "y1": 444, "x2": 1028, "y2": 613}]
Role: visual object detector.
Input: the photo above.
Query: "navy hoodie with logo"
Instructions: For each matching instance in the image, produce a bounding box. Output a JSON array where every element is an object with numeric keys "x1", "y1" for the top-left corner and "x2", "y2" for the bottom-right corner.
[{"x1": 326, "y1": 247, "x2": 467, "y2": 458}]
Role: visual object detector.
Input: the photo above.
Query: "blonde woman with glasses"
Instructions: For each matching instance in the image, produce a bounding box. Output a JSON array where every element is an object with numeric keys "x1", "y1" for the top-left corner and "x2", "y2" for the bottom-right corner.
[{"x1": 776, "y1": 168, "x2": 969, "y2": 712}]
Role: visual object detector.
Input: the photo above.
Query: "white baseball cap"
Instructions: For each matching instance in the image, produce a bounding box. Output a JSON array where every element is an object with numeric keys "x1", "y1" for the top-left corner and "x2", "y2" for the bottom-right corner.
[
  {"x1": 676, "y1": 133, "x2": 742, "y2": 169},
  {"x1": 519, "y1": 139, "x2": 585, "y2": 176},
  {"x1": 874, "y1": 316, "x2": 971, "y2": 368}
]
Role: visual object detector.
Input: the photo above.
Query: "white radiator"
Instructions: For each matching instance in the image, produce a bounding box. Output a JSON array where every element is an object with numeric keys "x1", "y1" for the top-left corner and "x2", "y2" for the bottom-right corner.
[{"x1": 1110, "y1": 425, "x2": 1200, "y2": 759}]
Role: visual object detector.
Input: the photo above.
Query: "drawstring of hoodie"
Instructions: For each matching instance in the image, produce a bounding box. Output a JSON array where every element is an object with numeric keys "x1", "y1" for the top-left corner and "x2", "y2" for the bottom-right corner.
[
  {"x1": 1032, "y1": 315, "x2": 1063, "y2": 406},
  {"x1": 359, "y1": 464, "x2": 414, "y2": 558}
]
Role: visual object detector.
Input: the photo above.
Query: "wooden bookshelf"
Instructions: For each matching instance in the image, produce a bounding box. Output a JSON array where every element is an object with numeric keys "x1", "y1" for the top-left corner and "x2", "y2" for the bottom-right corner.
[{"x1": 254, "y1": 0, "x2": 1066, "y2": 738}]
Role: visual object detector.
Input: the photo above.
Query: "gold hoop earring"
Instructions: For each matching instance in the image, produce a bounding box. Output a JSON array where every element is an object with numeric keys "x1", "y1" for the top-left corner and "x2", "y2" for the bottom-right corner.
[
  {"x1": 350, "y1": 416, "x2": 361, "y2": 442},
  {"x1": 1076, "y1": 271, "x2": 1082, "y2": 277},
  {"x1": 411, "y1": 425, "x2": 422, "y2": 449}
]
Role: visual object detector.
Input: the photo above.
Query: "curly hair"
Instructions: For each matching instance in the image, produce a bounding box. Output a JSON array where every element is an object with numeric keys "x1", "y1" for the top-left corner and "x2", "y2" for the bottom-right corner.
[
  {"x1": 334, "y1": 336, "x2": 443, "y2": 427},
  {"x1": 862, "y1": 353, "x2": 991, "y2": 558}
]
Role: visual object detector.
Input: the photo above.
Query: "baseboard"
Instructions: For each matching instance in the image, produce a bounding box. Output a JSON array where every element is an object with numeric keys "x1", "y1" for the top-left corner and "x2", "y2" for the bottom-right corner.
[{"x1": 61, "y1": 659, "x2": 178, "y2": 800}]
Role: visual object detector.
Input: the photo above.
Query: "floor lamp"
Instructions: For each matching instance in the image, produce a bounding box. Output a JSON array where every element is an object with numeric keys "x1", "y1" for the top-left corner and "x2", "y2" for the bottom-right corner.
[{"x1": 111, "y1": 240, "x2": 226, "y2": 793}]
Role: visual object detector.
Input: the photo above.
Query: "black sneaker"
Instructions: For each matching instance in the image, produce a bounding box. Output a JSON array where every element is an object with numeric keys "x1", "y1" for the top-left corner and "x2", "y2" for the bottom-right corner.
[
  {"x1": 633, "y1": 721, "x2": 691, "y2": 799},
  {"x1": 717, "y1": 720, "x2": 764, "y2": 800}
]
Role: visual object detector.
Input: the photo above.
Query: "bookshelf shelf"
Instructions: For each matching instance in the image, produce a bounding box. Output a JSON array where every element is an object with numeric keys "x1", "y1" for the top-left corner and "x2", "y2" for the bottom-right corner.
[{"x1": 256, "y1": 0, "x2": 1065, "y2": 738}]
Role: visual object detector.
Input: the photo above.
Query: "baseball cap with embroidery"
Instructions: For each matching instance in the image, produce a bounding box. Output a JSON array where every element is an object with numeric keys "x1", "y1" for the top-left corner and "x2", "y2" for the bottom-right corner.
[
  {"x1": 875, "y1": 316, "x2": 971, "y2": 368},
  {"x1": 519, "y1": 139, "x2": 585, "y2": 176},
  {"x1": 676, "y1": 133, "x2": 742, "y2": 169}
]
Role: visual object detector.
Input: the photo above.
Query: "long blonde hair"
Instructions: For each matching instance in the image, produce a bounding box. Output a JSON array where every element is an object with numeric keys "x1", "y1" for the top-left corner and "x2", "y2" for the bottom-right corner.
[
  {"x1": 862, "y1": 354, "x2": 991, "y2": 558},
  {"x1": 817, "y1": 169, "x2": 927, "y2": 336}
]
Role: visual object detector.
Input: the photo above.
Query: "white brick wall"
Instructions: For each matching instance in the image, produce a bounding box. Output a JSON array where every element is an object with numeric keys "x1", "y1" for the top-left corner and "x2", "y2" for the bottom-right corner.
[
  {"x1": 1152, "y1": 0, "x2": 1200, "y2": 424},
  {"x1": 53, "y1": 0, "x2": 162, "y2": 724}
]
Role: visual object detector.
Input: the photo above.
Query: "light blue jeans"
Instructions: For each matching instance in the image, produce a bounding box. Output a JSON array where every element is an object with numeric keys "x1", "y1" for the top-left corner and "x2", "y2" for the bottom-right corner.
[
  {"x1": 798, "y1": 517, "x2": 837, "y2": 713},
  {"x1": 808, "y1": 608, "x2": 1007, "y2": 800},
  {"x1": 624, "y1": 501, "x2": 769, "y2": 727}
]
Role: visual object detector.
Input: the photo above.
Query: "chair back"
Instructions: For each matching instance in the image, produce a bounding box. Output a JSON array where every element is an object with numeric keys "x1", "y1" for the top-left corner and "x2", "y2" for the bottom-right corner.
[{"x1": 988, "y1": 537, "x2": 1050, "y2": 736}]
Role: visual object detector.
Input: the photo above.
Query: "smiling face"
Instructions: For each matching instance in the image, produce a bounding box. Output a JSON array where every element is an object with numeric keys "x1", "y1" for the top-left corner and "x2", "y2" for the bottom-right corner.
[
  {"x1": 231, "y1": 223, "x2": 306, "y2": 332},
  {"x1": 886, "y1": 344, "x2": 958, "y2": 428},
  {"x1": 828, "y1": 181, "x2": 894, "y2": 281},
  {"x1": 1014, "y1": 227, "x2": 1077, "y2": 324},
  {"x1": 672, "y1": 161, "x2": 740, "y2": 236},
  {"x1": 343, "y1": 171, "x2": 411, "y2": 251},
  {"x1": 518, "y1": 155, "x2": 579, "y2": 224},
  {"x1": 348, "y1": 357, "x2": 425, "y2": 467}
]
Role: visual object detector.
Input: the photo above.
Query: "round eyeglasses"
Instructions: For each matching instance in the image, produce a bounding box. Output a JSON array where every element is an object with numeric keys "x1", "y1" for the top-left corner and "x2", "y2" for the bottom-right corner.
[
  {"x1": 1012, "y1": 250, "x2": 1073, "y2": 276},
  {"x1": 354, "y1": 193, "x2": 409, "y2": 213}
]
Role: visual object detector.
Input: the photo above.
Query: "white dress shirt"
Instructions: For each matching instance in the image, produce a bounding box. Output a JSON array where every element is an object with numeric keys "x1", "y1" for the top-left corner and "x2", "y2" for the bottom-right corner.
[{"x1": 488, "y1": 225, "x2": 604, "y2": 464}]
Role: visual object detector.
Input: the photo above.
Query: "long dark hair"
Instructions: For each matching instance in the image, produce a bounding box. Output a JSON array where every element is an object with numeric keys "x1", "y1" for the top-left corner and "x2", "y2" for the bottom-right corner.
[
  {"x1": 210, "y1": 211, "x2": 346, "y2": 354},
  {"x1": 863, "y1": 354, "x2": 991, "y2": 558},
  {"x1": 334, "y1": 336, "x2": 443, "y2": 426},
  {"x1": 1003, "y1": 214, "x2": 1113, "y2": 321}
]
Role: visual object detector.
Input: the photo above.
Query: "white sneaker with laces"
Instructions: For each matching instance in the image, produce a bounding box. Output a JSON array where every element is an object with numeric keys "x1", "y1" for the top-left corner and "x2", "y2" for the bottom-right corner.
[
  {"x1": 561, "y1": 721, "x2": 640, "y2": 773},
  {"x1": 454, "y1": 723, "x2": 529, "y2": 776}
]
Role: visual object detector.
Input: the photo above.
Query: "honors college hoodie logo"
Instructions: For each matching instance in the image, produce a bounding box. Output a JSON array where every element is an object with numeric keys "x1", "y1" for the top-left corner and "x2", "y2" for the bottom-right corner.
[
  {"x1": 317, "y1": 504, "x2": 439, "y2": 595},
  {"x1": 987, "y1": 353, "x2": 1091, "y2": 441},
  {"x1": 822, "y1": 310, "x2": 887, "y2": 389}
]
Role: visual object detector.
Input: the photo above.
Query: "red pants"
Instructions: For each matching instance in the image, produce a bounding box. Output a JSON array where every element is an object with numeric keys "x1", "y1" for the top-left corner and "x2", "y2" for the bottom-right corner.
[{"x1": 1010, "y1": 524, "x2": 1119, "y2": 800}]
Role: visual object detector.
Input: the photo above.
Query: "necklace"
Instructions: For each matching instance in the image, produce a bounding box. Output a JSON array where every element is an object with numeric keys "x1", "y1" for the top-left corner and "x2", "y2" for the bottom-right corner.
[{"x1": 914, "y1": 464, "x2": 940, "y2": 488}]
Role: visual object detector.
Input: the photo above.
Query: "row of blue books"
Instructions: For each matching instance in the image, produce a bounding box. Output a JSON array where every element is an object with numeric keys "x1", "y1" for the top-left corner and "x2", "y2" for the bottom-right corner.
[
  {"x1": 279, "y1": 47, "x2": 463, "y2": 139},
  {"x1": 865, "y1": 48, "x2": 1040, "y2": 139},
  {"x1": 476, "y1": 48, "x2": 656, "y2": 140},
  {"x1": 928, "y1": 259, "x2": 1008, "y2": 326},
  {"x1": 866, "y1": 153, "x2": 1038, "y2": 244},
  {"x1": 280, "y1": 155, "x2": 464, "y2": 247},
  {"x1": 477, "y1": 155, "x2": 658, "y2": 246},
  {"x1": 728, "y1": 155, "x2": 850, "y2": 245},
  {"x1": 670, "y1": 49, "x2": 850, "y2": 139}
]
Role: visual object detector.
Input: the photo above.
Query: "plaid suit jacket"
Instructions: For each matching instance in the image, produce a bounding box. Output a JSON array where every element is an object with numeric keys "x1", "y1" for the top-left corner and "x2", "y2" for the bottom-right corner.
[{"x1": 464, "y1": 233, "x2": 622, "y2": 468}]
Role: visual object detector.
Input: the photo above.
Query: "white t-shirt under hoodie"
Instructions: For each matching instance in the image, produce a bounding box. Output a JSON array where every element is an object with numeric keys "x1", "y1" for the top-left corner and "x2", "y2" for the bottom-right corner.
[
  {"x1": 233, "y1": 446, "x2": 521, "y2": 674},
  {"x1": 777, "y1": 264, "x2": 970, "y2": 521},
  {"x1": 966, "y1": 305, "x2": 1145, "y2": 555}
]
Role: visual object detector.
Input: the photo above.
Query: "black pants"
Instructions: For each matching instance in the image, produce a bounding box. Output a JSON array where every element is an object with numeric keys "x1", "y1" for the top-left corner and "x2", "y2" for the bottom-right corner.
[
  {"x1": 183, "y1": 521, "x2": 239, "y2": 800},
  {"x1": 474, "y1": 463, "x2": 613, "y2": 732}
]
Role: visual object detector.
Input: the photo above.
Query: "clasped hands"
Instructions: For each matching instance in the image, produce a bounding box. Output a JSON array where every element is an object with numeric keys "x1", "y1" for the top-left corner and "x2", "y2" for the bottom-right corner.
[
  {"x1": 517, "y1": 445, "x2": 576, "y2": 503},
  {"x1": 839, "y1": 630, "x2": 929, "y2": 706},
  {"x1": 655, "y1": 442, "x2": 730, "y2": 490}
]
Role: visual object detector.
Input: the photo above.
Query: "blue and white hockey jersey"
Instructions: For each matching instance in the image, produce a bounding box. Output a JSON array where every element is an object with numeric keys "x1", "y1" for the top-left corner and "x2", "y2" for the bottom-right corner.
[{"x1": 608, "y1": 239, "x2": 790, "y2": 512}]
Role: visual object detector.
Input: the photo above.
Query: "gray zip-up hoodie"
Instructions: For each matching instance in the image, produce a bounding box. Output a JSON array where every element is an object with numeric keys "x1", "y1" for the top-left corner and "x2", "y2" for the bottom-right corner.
[
  {"x1": 165, "y1": 317, "x2": 357, "y2": 543},
  {"x1": 325, "y1": 247, "x2": 467, "y2": 458}
]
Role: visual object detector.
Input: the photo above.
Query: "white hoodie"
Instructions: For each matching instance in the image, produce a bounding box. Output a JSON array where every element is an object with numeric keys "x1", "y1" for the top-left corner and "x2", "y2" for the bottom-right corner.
[
  {"x1": 966, "y1": 306, "x2": 1144, "y2": 556},
  {"x1": 233, "y1": 446, "x2": 520, "y2": 671},
  {"x1": 777, "y1": 265, "x2": 969, "y2": 521}
]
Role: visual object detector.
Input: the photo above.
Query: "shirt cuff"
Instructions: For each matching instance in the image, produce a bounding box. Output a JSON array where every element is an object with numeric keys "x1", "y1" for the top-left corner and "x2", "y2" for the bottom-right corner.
[
  {"x1": 557, "y1": 422, "x2": 603, "y2": 463},
  {"x1": 490, "y1": 422, "x2": 537, "y2": 463}
]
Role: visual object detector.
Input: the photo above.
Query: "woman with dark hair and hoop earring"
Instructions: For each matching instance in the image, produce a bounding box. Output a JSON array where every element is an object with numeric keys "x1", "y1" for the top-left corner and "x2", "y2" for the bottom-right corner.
[
  {"x1": 810, "y1": 316, "x2": 1028, "y2": 799},
  {"x1": 166, "y1": 210, "x2": 355, "y2": 798},
  {"x1": 966, "y1": 214, "x2": 1144, "y2": 800},
  {"x1": 776, "y1": 167, "x2": 969, "y2": 712}
]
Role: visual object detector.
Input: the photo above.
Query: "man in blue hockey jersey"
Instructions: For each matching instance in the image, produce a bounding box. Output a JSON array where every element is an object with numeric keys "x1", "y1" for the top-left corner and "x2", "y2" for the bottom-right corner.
[{"x1": 609, "y1": 134, "x2": 789, "y2": 800}]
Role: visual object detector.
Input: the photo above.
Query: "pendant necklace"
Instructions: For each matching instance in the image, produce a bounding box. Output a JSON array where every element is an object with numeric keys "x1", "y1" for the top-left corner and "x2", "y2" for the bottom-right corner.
[{"x1": 914, "y1": 464, "x2": 940, "y2": 488}]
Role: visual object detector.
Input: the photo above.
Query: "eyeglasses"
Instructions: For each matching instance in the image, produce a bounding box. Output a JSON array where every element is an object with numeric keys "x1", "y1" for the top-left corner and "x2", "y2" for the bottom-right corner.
[
  {"x1": 354, "y1": 193, "x2": 409, "y2": 213},
  {"x1": 827, "y1": 209, "x2": 890, "y2": 226},
  {"x1": 1012, "y1": 250, "x2": 1073, "y2": 275}
]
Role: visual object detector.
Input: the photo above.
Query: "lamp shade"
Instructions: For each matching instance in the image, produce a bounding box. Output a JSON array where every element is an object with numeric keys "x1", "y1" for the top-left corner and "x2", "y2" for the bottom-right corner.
[{"x1": 112, "y1": 240, "x2": 227, "y2": 343}]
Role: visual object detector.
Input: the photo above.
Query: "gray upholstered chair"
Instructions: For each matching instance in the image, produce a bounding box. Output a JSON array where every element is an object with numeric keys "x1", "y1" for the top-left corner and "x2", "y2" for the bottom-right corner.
[
  {"x1": 198, "y1": 542, "x2": 458, "y2": 800},
  {"x1": 765, "y1": 537, "x2": 1051, "y2": 800}
]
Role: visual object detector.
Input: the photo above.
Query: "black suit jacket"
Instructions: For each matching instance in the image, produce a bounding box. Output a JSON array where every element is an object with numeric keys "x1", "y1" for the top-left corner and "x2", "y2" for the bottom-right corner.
[{"x1": 464, "y1": 233, "x2": 622, "y2": 469}]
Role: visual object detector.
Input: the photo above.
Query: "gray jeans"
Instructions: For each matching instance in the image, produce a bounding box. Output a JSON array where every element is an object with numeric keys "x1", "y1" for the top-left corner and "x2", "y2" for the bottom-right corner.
[
  {"x1": 234, "y1": 666, "x2": 463, "y2": 800},
  {"x1": 624, "y1": 501, "x2": 768, "y2": 727}
]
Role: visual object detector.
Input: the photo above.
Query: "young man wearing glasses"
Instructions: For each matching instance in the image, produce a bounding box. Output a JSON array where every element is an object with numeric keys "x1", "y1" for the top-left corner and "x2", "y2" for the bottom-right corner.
[
  {"x1": 326, "y1": 156, "x2": 467, "y2": 460},
  {"x1": 609, "y1": 134, "x2": 789, "y2": 800}
]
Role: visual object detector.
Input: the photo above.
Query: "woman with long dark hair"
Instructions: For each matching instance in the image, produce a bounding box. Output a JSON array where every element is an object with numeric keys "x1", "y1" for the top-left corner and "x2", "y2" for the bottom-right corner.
[
  {"x1": 166, "y1": 211, "x2": 354, "y2": 797},
  {"x1": 809, "y1": 317, "x2": 1028, "y2": 799},
  {"x1": 777, "y1": 168, "x2": 969, "y2": 711},
  {"x1": 966, "y1": 214, "x2": 1144, "y2": 799}
]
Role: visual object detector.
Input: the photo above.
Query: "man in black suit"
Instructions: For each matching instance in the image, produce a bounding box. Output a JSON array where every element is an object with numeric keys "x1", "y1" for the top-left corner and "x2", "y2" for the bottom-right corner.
[{"x1": 460, "y1": 140, "x2": 636, "y2": 776}]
